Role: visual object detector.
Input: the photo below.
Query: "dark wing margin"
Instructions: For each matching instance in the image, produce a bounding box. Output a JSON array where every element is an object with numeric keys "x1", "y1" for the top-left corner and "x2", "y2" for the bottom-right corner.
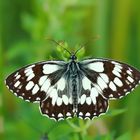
[
  {"x1": 40, "y1": 96, "x2": 74, "y2": 121},
  {"x1": 5, "y1": 61, "x2": 66, "y2": 102},
  {"x1": 77, "y1": 92, "x2": 108, "y2": 119},
  {"x1": 79, "y1": 58, "x2": 140, "y2": 100}
]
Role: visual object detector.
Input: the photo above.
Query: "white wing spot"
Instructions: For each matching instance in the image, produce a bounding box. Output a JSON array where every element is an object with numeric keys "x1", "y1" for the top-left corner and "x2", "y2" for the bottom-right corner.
[
  {"x1": 39, "y1": 76, "x2": 48, "y2": 86},
  {"x1": 112, "y1": 62, "x2": 122, "y2": 69},
  {"x1": 32, "y1": 84, "x2": 39, "y2": 94},
  {"x1": 14, "y1": 81, "x2": 20, "y2": 88},
  {"x1": 97, "y1": 77, "x2": 107, "y2": 90},
  {"x1": 90, "y1": 87, "x2": 98, "y2": 104},
  {"x1": 57, "y1": 97, "x2": 62, "y2": 106},
  {"x1": 111, "y1": 61, "x2": 118, "y2": 65},
  {"x1": 114, "y1": 77, "x2": 123, "y2": 87},
  {"x1": 14, "y1": 72, "x2": 18, "y2": 77},
  {"x1": 58, "y1": 113, "x2": 63, "y2": 118},
  {"x1": 126, "y1": 70, "x2": 132, "y2": 75},
  {"x1": 18, "y1": 85, "x2": 22, "y2": 89},
  {"x1": 66, "y1": 112, "x2": 71, "y2": 116},
  {"x1": 86, "y1": 97, "x2": 92, "y2": 105},
  {"x1": 85, "y1": 112, "x2": 90, "y2": 117},
  {"x1": 62, "y1": 95, "x2": 69, "y2": 105},
  {"x1": 41, "y1": 79, "x2": 50, "y2": 92},
  {"x1": 26, "y1": 81, "x2": 34, "y2": 90},
  {"x1": 125, "y1": 80, "x2": 130, "y2": 85},
  {"x1": 112, "y1": 69, "x2": 121, "y2": 78},
  {"x1": 109, "y1": 81, "x2": 117, "y2": 91},
  {"x1": 57, "y1": 78, "x2": 65, "y2": 91},
  {"x1": 26, "y1": 65, "x2": 35, "y2": 69},
  {"x1": 69, "y1": 97, "x2": 72, "y2": 104},
  {"x1": 27, "y1": 73, "x2": 35, "y2": 81},
  {"x1": 94, "y1": 113, "x2": 96, "y2": 115},
  {"x1": 82, "y1": 77, "x2": 91, "y2": 90},
  {"x1": 100, "y1": 73, "x2": 109, "y2": 83},
  {"x1": 113, "y1": 66, "x2": 122, "y2": 73},
  {"x1": 80, "y1": 94, "x2": 86, "y2": 105},
  {"x1": 36, "y1": 97, "x2": 40, "y2": 101},
  {"x1": 16, "y1": 75, "x2": 21, "y2": 80},
  {"x1": 14, "y1": 93, "x2": 17, "y2": 96},
  {"x1": 116, "y1": 65, "x2": 122, "y2": 70},
  {"x1": 49, "y1": 89, "x2": 58, "y2": 105},
  {"x1": 124, "y1": 89, "x2": 127, "y2": 92},
  {"x1": 19, "y1": 96, "x2": 23, "y2": 99},
  {"x1": 43, "y1": 64, "x2": 59, "y2": 74},
  {"x1": 45, "y1": 109, "x2": 48, "y2": 114},
  {"x1": 88, "y1": 62, "x2": 104, "y2": 72},
  {"x1": 109, "y1": 94, "x2": 113, "y2": 98},
  {"x1": 79, "y1": 112, "x2": 83, "y2": 116},
  {"x1": 16, "y1": 89, "x2": 19, "y2": 92},
  {"x1": 127, "y1": 76, "x2": 134, "y2": 83},
  {"x1": 25, "y1": 69, "x2": 33, "y2": 76}
]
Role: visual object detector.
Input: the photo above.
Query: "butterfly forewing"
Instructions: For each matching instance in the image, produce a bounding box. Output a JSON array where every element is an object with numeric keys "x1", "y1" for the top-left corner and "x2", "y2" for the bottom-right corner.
[
  {"x1": 5, "y1": 61, "x2": 66, "y2": 102},
  {"x1": 79, "y1": 59, "x2": 140, "y2": 100}
]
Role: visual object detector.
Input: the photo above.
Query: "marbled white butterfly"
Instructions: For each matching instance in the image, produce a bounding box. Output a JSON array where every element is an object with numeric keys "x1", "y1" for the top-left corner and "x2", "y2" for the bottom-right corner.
[{"x1": 5, "y1": 45, "x2": 140, "y2": 121}]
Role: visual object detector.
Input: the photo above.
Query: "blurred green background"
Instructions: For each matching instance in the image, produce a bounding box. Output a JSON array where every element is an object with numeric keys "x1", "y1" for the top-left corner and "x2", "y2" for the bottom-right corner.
[{"x1": 1, "y1": 0, "x2": 140, "y2": 140}]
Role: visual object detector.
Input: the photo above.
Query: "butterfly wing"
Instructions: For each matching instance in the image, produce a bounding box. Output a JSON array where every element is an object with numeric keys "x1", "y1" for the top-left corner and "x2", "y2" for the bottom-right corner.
[
  {"x1": 5, "y1": 61, "x2": 67, "y2": 102},
  {"x1": 75, "y1": 75, "x2": 108, "y2": 119},
  {"x1": 79, "y1": 58, "x2": 140, "y2": 99},
  {"x1": 5, "y1": 61, "x2": 75, "y2": 120},
  {"x1": 40, "y1": 94, "x2": 74, "y2": 121},
  {"x1": 76, "y1": 58, "x2": 140, "y2": 119},
  {"x1": 40, "y1": 74, "x2": 74, "y2": 120},
  {"x1": 77, "y1": 88, "x2": 108, "y2": 119}
]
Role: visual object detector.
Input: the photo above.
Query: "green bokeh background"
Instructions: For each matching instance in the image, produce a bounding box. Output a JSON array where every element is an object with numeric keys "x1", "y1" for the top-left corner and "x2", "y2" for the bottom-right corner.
[{"x1": 1, "y1": 0, "x2": 140, "y2": 140}]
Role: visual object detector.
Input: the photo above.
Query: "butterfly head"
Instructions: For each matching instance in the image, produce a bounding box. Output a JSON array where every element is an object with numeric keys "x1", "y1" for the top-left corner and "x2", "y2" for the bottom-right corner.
[
  {"x1": 69, "y1": 46, "x2": 84, "y2": 61},
  {"x1": 70, "y1": 54, "x2": 77, "y2": 61}
]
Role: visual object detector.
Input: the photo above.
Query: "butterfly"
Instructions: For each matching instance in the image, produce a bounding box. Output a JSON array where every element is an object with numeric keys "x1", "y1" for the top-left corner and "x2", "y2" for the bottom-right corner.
[{"x1": 5, "y1": 45, "x2": 140, "y2": 121}]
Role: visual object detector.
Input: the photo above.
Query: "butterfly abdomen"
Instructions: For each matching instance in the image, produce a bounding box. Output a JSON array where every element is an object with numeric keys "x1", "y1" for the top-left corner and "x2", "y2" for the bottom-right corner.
[{"x1": 71, "y1": 74, "x2": 78, "y2": 112}]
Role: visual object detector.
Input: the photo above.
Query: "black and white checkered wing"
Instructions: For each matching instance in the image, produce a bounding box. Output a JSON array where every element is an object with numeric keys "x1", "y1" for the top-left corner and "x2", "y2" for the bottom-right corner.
[
  {"x1": 39, "y1": 75, "x2": 74, "y2": 120},
  {"x1": 5, "y1": 61, "x2": 67, "y2": 102},
  {"x1": 79, "y1": 59, "x2": 140, "y2": 99},
  {"x1": 77, "y1": 59, "x2": 140, "y2": 119},
  {"x1": 5, "y1": 61, "x2": 75, "y2": 120}
]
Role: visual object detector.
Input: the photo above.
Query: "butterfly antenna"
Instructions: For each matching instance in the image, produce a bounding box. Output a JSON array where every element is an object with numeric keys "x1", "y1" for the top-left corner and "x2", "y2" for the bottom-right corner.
[
  {"x1": 74, "y1": 45, "x2": 84, "y2": 55},
  {"x1": 74, "y1": 35, "x2": 100, "y2": 55},
  {"x1": 46, "y1": 38, "x2": 71, "y2": 55}
]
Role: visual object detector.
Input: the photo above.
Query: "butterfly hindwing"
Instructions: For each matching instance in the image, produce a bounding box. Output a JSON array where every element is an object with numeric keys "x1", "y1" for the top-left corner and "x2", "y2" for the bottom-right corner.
[
  {"x1": 39, "y1": 75, "x2": 75, "y2": 121},
  {"x1": 5, "y1": 61, "x2": 66, "y2": 102},
  {"x1": 40, "y1": 95, "x2": 74, "y2": 121},
  {"x1": 79, "y1": 58, "x2": 140, "y2": 99},
  {"x1": 77, "y1": 85, "x2": 108, "y2": 119}
]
